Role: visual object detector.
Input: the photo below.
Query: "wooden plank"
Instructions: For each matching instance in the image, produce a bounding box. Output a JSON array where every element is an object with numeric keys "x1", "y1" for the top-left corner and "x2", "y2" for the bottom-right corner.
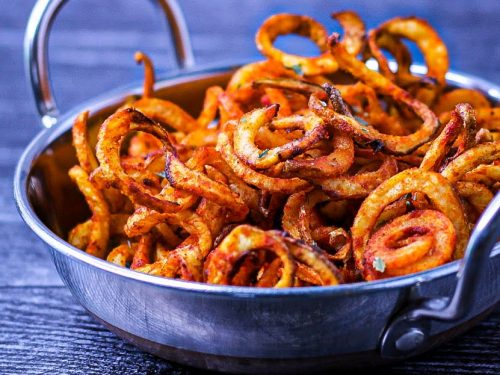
[
  {"x1": 0, "y1": 286, "x2": 498, "y2": 375},
  {"x1": 0, "y1": 222, "x2": 62, "y2": 287},
  {"x1": 0, "y1": 287, "x2": 187, "y2": 375}
]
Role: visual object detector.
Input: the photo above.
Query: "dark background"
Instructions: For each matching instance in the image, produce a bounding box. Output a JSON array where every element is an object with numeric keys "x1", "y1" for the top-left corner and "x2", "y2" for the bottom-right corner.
[{"x1": 0, "y1": 0, "x2": 499, "y2": 374}]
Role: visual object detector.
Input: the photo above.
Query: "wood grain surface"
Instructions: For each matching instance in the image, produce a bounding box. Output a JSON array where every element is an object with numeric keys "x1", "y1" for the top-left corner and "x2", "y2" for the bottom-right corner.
[{"x1": 0, "y1": 0, "x2": 498, "y2": 374}]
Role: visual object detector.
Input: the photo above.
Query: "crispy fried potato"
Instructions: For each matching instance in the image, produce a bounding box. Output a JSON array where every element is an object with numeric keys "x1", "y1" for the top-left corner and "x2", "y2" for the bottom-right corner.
[
  {"x1": 352, "y1": 169, "x2": 468, "y2": 273},
  {"x1": 68, "y1": 165, "x2": 110, "y2": 259},
  {"x1": 368, "y1": 17, "x2": 449, "y2": 86},
  {"x1": 363, "y1": 210, "x2": 455, "y2": 280},
  {"x1": 205, "y1": 225, "x2": 295, "y2": 287},
  {"x1": 256, "y1": 14, "x2": 337, "y2": 75},
  {"x1": 234, "y1": 105, "x2": 327, "y2": 169},
  {"x1": 67, "y1": 11, "x2": 497, "y2": 287}
]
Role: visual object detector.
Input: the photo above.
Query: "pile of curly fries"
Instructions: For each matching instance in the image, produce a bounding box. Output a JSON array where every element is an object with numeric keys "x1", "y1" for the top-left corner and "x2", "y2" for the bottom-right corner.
[{"x1": 67, "y1": 11, "x2": 499, "y2": 286}]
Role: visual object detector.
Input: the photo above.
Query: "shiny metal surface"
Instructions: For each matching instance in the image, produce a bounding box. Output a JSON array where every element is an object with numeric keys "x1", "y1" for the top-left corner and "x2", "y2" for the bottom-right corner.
[
  {"x1": 14, "y1": 64, "x2": 500, "y2": 373},
  {"x1": 24, "y1": 0, "x2": 193, "y2": 128}
]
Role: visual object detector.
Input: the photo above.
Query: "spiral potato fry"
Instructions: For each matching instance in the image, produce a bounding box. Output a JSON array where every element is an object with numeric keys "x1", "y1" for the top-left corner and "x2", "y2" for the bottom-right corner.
[{"x1": 66, "y1": 10, "x2": 498, "y2": 287}]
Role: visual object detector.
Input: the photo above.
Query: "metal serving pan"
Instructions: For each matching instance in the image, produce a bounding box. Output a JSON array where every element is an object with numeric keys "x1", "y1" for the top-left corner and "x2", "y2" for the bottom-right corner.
[{"x1": 14, "y1": 0, "x2": 500, "y2": 373}]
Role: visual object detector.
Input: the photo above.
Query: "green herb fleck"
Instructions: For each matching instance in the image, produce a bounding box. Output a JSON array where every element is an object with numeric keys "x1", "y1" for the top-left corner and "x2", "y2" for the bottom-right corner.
[
  {"x1": 373, "y1": 257, "x2": 386, "y2": 273},
  {"x1": 287, "y1": 63, "x2": 303, "y2": 75},
  {"x1": 405, "y1": 200, "x2": 413, "y2": 211},
  {"x1": 361, "y1": 128, "x2": 368, "y2": 133},
  {"x1": 156, "y1": 171, "x2": 166, "y2": 179},
  {"x1": 354, "y1": 116, "x2": 369, "y2": 126},
  {"x1": 405, "y1": 193, "x2": 415, "y2": 211},
  {"x1": 258, "y1": 149, "x2": 270, "y2": 158}
]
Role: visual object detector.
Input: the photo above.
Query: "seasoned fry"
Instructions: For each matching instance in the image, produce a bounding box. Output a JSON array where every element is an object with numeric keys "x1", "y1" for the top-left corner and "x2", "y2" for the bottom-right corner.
[
  {"x1": 331, "y1": 11, "x2": 366, "y2": 56},
  {"x1": 135, "y1": 51, "x2": 155, "y2": 98},
  {"x1": 68, "y1": 165, "x2": 110, "y2": 259},
  {"x1": 205, "y1": 225, "x2": 295, "y2": 287},
  {"x1": 327, "y1": 36, "x2": 440, "y2": 155},
  {"x1": 67, "y1": 10, "x2": 498, "y2": 287},
  {"x1": 256, "y1": 14, "x2": 337, "y2": 75},
  {"x1": 72, "y1": 111, "x2": 98, "y2": 174},
  {"x1": 368, "y1": 17, "x2": 449, "y2": 86},
  {"x1": 362, "y1": 210, "x2": 455, "y2": 280},
  {"x1": 234, "y1": 105, "x2": 327, "y2": 169},
  {"x1": 352, "y1": 169, "x2": 468, "y2": 276}
]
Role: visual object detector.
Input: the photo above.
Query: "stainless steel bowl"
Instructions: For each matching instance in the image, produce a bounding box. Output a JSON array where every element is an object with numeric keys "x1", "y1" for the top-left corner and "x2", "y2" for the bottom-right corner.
[{"x1": 14, "y1": 0, "x2": 500, "y2": 373}]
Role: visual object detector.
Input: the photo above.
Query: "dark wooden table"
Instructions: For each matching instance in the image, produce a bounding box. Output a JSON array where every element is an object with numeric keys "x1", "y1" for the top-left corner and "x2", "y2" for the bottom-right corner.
[{"x1": 1, "y1": 1, "x2": 499, "y2": 374}]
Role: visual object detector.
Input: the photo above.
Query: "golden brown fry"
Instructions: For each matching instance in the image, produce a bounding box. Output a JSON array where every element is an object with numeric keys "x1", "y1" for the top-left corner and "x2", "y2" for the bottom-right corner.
[
  {"x1": 135, "y1": 51, "x2": 155, "y2": 98},
  {"x1": 275, "y1": 233, "x2": 342, "y2": 286},
  {"x1": 132, "y1": 98, "x2": 199, "y2": 133},
  {"x1": 331, "y1": 11, "x2": 366, "y2": 56},
  {"x1": 433, "y1": 88, "x2": 490, "y2": 115},
  {"x1": 455, "y1": 181, "x2": 494, "y2": 221},
  {"x1": 96, "y1": 108, "x2": 183, "y2": 213},
  {"x1": 234, "y1": 105, "x2": 327, "y2": 169},
  {"x1": 351, "y1": 169, "x2": 469, "y2": 273},
  {"x1": 256, "y1": 14, "x2": 338, "y2": 75},
  {"x1": 441, "y1": 142, "x2": 500, "y2": 183},
  {"x1": 72, "y1": 111, "x2": 98, "y2": 174},
  {"x1": 324, "y1": 39, "x2": 440, "y2": 155},
  {"x1": 198, "y1": 86, "x2": 224, "y2": 128},
  {"x1": 318, "y1": 153, "x2": 398, "y2": 199},
  {"x1": 205, "y1": 225, "x2": 295, "y2": 287},
  {"x1": 68, "y1": 165, "x2": 110, "y2": 259},
  {"x1": 107, "y1": 243, "x2": 137, "y2": 267},
  {"x1": 420, "y1": 103, "x2": 476, "y2": 172},
  {"x1": 362, "y1": 210, "x2": 455, "y2": 280},
  {"x1": 368, "y1": 17, "x2": 449, "y2": 85},
  {"x1": 165, "y1": 152, "x2": 249, "y2": 221},
  {"x1": 216, "y1": 124, "x2": 311, "y2": 194}
]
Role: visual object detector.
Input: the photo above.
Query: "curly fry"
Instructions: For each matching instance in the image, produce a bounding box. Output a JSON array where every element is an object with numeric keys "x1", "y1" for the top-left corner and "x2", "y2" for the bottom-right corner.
[
  {"x1": 441, "y1": 142, "x2": 500, "y2": 183},
  {"x1": 165, "y1": 152, "x2": 249, "y2": 221},
  {"x1": 216, "y1": 124, "x2": 311, "y2": 194},
  {"x1": 135, "y1": 51, "x2": 155, "y2": 98},
  {"x1": 198, "y1": 86, "x2": 224, "y2": 128},
  {"x1": 107, "y1": 243, "x2": 137, "y2": 267},
  {"x1": 72, "y1": 111, "x2": 98, "y2": 174},
  {"x1": 96, "y1": 108, "x2": 183, "y2": 213},
  {"x1": 420, "y1": 103, "x2": 476, "y2": 171},
  {"x1": 68, "y1": 166, "x2": 110, "y2": 258},
  {"x1": 326, "y1": 36, "x2": 440, "y2": 155},
  {"x1": 368, "y1": 17, "x2": 449, "y2": 85},
  {"x1": 331, "y1": 11, "x2": 366, "y2": 56},
  {"x1": 318, "y1": 153, "x2": 398, "y2": 199},
  {"x1": 205, "y1": 225, "x2": 295, "y2": 287},
  {"x1": 362, "y1": 210, "x2": 456, "y2": 280},
  {"x1": 132, "y1": 98, "x2": 199, "y2": 133},
  {"x1": 352, "y1": 169, "x2": 469, "y2": 272},
  {"x1": 234, "y1": 105, "x2": 327, "y2": 169},
  {"x1": 256, "y1": 14, "x2": 337, "y2": 75}
]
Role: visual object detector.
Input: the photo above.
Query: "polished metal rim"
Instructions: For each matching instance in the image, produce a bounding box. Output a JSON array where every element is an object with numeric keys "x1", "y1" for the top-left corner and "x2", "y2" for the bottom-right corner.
[{"x1": 14, "y1": 61, "x2": 500, "y2": 298}]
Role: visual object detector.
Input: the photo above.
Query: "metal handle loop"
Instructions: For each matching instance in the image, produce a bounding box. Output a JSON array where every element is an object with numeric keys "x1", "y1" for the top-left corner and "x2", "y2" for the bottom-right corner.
[
  {"x1": 24, "y1": 0, "x2": 195, "y2": 128},
  {"x1": 381, "y1": 192, "x2": 500, "y2": 358}
]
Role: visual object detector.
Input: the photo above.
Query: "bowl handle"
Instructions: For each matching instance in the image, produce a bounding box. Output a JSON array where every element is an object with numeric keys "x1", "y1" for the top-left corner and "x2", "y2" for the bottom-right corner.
[
  {"x1": 380, "y1": 192, "x2": 500, "y2": 359},
  {"x1": 24, "y1": 0, "x2": 195, "y2": 128}
]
